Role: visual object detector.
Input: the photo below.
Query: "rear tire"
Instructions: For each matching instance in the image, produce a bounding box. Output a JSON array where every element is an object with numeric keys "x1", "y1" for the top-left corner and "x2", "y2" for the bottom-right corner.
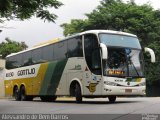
[
  {"x1": 108, "y1": 96, "x2": 116, "y2": 103},
  {"x1": 26, "y1": 96, "x2": 33, "y2": 101},
  {"x1": 75, "y1": 84, "x2": 82, "y2": 103},
  {"x1": 40, "y1": 96, "x2": 57, "y2": 102},
  {"x1": 14, "y1": 87, "x2": 20, "y2": 101},
  {"x1": 20, "y1": 86, "x2": 27, "y2": 101}
]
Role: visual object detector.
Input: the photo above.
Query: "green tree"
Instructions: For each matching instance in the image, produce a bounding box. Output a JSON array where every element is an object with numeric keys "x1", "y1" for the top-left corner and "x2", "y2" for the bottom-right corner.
[
  {"x1": 0, "y1": 38, "x2": 28, "y2": 58},
  {"x1": 0, "y1": 0, "x2": 63, "y2": 23},
  {"x1": 61, "y1": 0, "x2": 160, "y2": 94},
  {"x1": 61, "y1": 0, "x2": 160, "y2": 57},
  {"x1": 61, "y1": 0, "x2": 160, "y2": 45},
  {"x1": 61, "y1": 19, "x2": 90, "y2": 36}
]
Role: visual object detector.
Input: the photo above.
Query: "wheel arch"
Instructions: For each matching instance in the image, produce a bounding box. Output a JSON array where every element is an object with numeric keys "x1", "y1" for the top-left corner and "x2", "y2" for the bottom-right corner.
[
  {"x1": 13, "y1": 84, "x2": 19, "y2": 96},
  {"x1": 69, "y1": 78, "x2": 83, "y2": 96},
  {"x1": 20, "y1": 83, "x2": 26, "y2": 93}
]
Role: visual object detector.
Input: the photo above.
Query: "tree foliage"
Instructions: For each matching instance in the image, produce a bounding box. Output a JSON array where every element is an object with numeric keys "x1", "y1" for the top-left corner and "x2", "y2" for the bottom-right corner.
[
  {"x1": 61, "y1": 0, "x2": 160, "y2": 83},
  {"x1": 61, "y1": 0, "x2": 160, "y2": 44},
  {"x1": 0, "y1": 0, "x2": 63, "y2": 22},
  {"x1": 0, "y1": 38, "x2": 28, "y2": 58},
  {"x1": 61, "y1": 19, "x2": 89, "y2": 36}
]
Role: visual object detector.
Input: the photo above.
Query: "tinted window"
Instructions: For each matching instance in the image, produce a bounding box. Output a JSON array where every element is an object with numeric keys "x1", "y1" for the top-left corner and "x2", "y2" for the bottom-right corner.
[
  {"x1": 6, "y1": 57, "x2": 16, "y2": 69},
  {"x1": 54, "y1": 41, "x2": 67, "y2": 60},
  {"x1": 67, "y1": 36, "x2": 83, "y2": 57},
  {"x1": 42, "y1": 44, "x2": 54, "y2": 62},
  {"x1": 23, "y1": 51, "x2": 32, "y2": 66},
  {"x1": 16, "y1": 54, "x2": 23, "y2": 67},
  {"x1": 6, "y1": 54, "x2": 23, "y2": 69},
  {"x1": 84, "y1": 34, "x2": 101, "y2": 75},
  {"x1": 32, "y1": 48, "x2": 42, "y2": 64}
]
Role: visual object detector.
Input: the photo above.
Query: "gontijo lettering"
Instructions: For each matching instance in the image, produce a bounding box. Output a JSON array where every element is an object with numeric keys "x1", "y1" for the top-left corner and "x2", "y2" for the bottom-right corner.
[
  {"x1": 17, "y1": 68, "x2": 35, "y2": 76},
  {"x1": 6, "y1": 68, "x2": 36, "y2": 77}
]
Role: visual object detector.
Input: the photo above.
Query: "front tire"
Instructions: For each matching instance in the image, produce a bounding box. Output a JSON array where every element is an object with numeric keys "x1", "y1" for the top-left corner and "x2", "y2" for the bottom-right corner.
[
  {"x1": 108, "y1": 96, "x2": 116, "y2": 103},
  {"x1": 75, "y1": 84, "x2": 82, "y2": 103}
]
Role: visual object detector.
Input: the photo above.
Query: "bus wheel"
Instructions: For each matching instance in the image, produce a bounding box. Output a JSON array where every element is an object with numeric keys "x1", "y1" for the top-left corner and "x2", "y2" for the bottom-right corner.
[
  {"x1": 26, "y1": 96, "x2": 33, "y2": 101},
  {"x1": 108, "y1": 96, "x2": 116, "y2": 103},
  {"x1": 75, "y1": 83, "x2": 82, "y2": 103},
  {"x1": 14, "y1": 87, "x2": 20, "y2": 101},
  {"x1": 20, "y1": 86, "x2": 27, "y2": 101},
  {"x1": 40, "y1": 96, "x2": 57, "y2": 102},
  {"x1": 52, "y1": 96, "x2": 57, "y2": 101}
]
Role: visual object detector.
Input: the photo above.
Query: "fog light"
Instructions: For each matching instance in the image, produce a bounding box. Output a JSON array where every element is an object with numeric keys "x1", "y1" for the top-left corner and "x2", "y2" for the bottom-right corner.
[{"x1": 104, "y1": 88, "x2": 112, "y2": 92}]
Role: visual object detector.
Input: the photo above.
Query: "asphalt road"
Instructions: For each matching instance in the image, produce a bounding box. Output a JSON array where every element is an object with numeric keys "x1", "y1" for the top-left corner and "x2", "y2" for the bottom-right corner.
[{"x1": 0, "y1": 97, "x2": 160, "y2": 120}]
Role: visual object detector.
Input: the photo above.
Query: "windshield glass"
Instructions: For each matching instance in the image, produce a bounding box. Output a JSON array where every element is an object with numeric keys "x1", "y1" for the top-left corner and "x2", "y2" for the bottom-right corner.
[
  {"x1": 103, "y1": 47, "x2": 144, "y2": 77},
  {"x1": 99, "y1": 33, "x2": 141, "y2": 49}
]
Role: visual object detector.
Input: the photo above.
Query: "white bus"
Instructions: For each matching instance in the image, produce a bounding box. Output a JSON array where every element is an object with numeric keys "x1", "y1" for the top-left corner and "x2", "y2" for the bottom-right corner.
[{"x1": 4, "y1": 30, "x2": 155, "y2": 103}]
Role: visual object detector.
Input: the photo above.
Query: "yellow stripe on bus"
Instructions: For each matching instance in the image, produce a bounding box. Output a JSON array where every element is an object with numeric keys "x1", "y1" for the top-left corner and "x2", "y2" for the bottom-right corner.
[{"x1": 4, "y1": 63, "x2": 48, "y2": 96}]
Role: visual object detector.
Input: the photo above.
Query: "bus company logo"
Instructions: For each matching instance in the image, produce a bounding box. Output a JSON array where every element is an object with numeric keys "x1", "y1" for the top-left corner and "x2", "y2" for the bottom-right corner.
[
  {"x1": 17, "y1": 68, "x2": 35, "y2": 76},
  {"x1": 69, "y1": 65, "x2": 82, "y2": 70},
  {"x1": 93, "y1": 76, "x2": 97, "y2": 81},
  {"x1": 86, "y1": 83, "x2": 98, "y2": 93},
  {"x1": 6, "y1": 68, "x2": 36, "y2": 78},
  {"x1": 127, "y1": 82, "x2": 130, "y2": 86}
]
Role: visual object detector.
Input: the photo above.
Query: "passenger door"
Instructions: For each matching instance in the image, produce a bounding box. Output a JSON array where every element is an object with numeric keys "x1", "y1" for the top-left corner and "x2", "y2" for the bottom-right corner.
[{"x1": 83, "y1": 34, "x2": 102, "y2": 95}]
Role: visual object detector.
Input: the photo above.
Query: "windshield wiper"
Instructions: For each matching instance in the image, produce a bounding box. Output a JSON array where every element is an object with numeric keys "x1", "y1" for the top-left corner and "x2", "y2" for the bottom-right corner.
[{"x1": 128, "y1": 55, "x2": 140, "y2": 77}]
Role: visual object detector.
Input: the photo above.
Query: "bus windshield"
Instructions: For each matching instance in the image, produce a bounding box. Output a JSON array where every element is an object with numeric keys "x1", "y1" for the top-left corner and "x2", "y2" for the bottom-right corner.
[
  {"x1": 99, "y1": 33, "x2": 141, "y2": 49},
  {"x1": 99, "y1": 34, "x2": 144, "y2": 77}
]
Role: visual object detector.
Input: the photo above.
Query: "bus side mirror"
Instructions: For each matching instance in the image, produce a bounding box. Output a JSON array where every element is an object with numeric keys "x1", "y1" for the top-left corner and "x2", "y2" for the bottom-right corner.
[
  {"x1": 144, "y1": 47, "x2": 156, "y2": 63},
  {"x1": 100, "y1": 43, "x2": 108, "y2": 60}
]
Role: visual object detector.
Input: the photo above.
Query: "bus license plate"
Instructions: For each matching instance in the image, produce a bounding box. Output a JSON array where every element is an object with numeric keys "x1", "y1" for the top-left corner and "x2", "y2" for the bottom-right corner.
[{"x1": 125, "y1": 89, "x2": 132, "y2": 93}]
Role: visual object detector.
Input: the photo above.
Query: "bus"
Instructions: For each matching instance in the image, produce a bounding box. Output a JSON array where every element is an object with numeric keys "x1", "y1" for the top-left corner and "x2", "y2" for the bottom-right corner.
[{"x1": 4, "y1": 30, "x2": 155, "y2": 103}]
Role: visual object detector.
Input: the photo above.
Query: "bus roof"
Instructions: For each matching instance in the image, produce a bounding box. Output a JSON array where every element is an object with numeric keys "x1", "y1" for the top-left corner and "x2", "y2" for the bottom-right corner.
[
  {"x1": 79, "y1": 30, "x2": 137, "y2": 37},
  {"x1": 6, "y1": 30, "x2": 137, "y2": 58}
]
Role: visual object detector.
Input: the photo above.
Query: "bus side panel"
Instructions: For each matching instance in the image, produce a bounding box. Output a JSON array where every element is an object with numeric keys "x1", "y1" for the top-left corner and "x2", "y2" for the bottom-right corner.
[
  {"x1": 4, "y1": 78, "x2": 32, "y2": 97},
  {"x1": 4, "y1": 63, "x2": 48, "y2": 96},
  {"x1": 64, "y1": 57, "x2": 103, "y2": 96},
  {"x1": 32, "y1": 63, "x2": 48, "y2": 95},
  {"x1": 65, "y1": 58, "x2": 85, "y2": 95},
  {"x1": 39, "y1": 59, "x2": 68, "y2": 96},
  {"x1": 4, "y1": 80, "x2": 13, "y2": 97}
]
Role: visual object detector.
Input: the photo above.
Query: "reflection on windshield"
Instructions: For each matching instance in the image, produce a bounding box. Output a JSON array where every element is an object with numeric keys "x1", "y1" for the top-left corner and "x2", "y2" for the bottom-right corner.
[{"x1": 104, "y1": 47, "x2": 144, "y2": 77}]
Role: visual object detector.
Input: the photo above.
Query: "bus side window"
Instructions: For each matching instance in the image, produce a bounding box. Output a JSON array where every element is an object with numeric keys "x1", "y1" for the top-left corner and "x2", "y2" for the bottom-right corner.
[
  {"x1": 6, "y1": 54, "x2": 23, "y2": 69},
  {"x1": 6, "y1": 57, "x2": 16, "y2": 69},
  {"x1": 32, "y1": 48, "x2": 42, "y2": 64},
  {"x1": 84, "y1": 34, "x2": 101, "y2": 75},
  {"x1": 42, "y1": 44, "x2": 54, "y2": 62},
  {"x1": 54, "y1": 41, "x2": 67, "y2": 60},
  {"x1": 67, "y1": 36, "x2": 83, "y2": 58},
  {"x1": 23, "y1": 51, "x2": 32, "y2": 66}
]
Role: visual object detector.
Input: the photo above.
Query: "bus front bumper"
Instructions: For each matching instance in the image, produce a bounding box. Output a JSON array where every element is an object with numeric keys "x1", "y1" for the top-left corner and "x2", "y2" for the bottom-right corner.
[{"x1": 103, "y1": 85, "x2": 146, "y2": 96}]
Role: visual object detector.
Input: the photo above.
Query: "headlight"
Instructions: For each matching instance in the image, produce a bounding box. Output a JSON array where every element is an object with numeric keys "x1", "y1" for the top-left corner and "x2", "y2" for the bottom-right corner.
[{"x1": 139, "y1": 82, "x2": 146, "y2": 86}]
